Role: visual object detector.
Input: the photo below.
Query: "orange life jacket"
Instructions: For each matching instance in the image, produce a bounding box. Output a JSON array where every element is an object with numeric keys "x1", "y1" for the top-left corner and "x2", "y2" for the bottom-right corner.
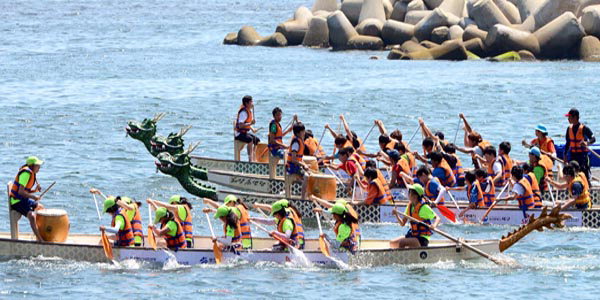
[
  {"x1": 333, "y1": 221, "x2": 359, "y2": 251},
  {"x1": 533, "y1": 160, "x2": 550, "y2": 191},
  {"x1": 487, "y1": 158, "x2": 505, "y2": 187},
  {"x1": 479, "y1": 176, "x2": 496, "y2": 207},
  {"x1": 162, "y1": 219, "x2": 187, "y2": 250},
  {"x1": 286, "y1": 136, "x2": 305, "y2": 168},
  {"x1": 287, "y1": 208, "x2": 305, "y2": 243},
  {"x1": 524, "y1": 173, "x2": 542, "y2": 208},
  {"x1": 393, "y1": 159, "x2": 411, "y2": 187},
  {"x1": 351, "y1": 153, "x2": 366, "y2": 171},
  {"x1": 236, "y1": 204, "x2": 252, "y2": 242},
  {"x1": 344, "y1": 204, "x2": 361, "y2": 237},
  {"x1": 408, "y1": 201, "x2": 433, "y2": 238},
  {"x1": 532, "y1": 137, "x2": 555, "y2": 154},
  {"x1": 9, "y1": 165, "x2": 37, "y2": 202},
  {"x1": 467, "y1": 180, "x2": 484, "y2": 208},
  {"x1": 539, "y1": 155, "x2": 554, "y2": 179},
  {"x1": 366, "y1": 177, "x2": 390, "y2": 205},
  {"x1": 178, "y1": 205, "x2": 193, "y2": 242},
  {"x1": 516, "y1": 178, "x2": 535, "y2": 210},
  {"x1": 450, "y1": 154, "x2": 465, "y2": 183},
  {"x1": 235, "y1": 105, "x2": 253, "y2": 134},
  {"x1": 376, "y1": 169, "x2": 392, "y2": 202},
  {"x1": 268, "y1": 119, "x2": 284, "y2": 151},
  {"x1": 384, "y1": 140, "x2": 397, "y2": 151},
  {"x1": 578, "y1": 172, "x2": 590, "y2": 192},
  {"x1": 304, "y1": 137, "x2": 325, "y2": 158},
  {"x1": 425, "y1": 177, "x2": 445, "y2": 206},
  {"x1": 277, "y1": 215, "x2": 299, "y2": 246},
  {"x1": 570, "y1": 175, "x2": 591, "y2": 207},
  {"x1": 112, "y1": 211, "x2": 134, "y2": 247},
  {"x1": 499, "y1": 154, "x2": 513, "y2": 184},
  {"x1": 568, "y1": 124, "x2": 588, "y2": 153},
  {"x1": 435, "y1": 159, "x2": 456, "y2": 187},
  {"x1": 478, "y1": 140, "x2": 491, "y2": 150},
  {"x1": 128, "y1": 205, "x2": 144, "y2": 241}
]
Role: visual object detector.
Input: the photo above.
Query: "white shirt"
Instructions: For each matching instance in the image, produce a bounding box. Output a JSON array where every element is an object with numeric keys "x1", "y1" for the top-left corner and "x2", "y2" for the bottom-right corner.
[
  {"x1": 512, "y1": 183, "x2": 525, "y2": 195},
  {"x1": 492, "y1": 161, "x2": 502, "y2": 175},
  {"x1": 235, "y1": 110, "x2": 249, "y2": 137},
  {"x1": 290, "y1": 140, "x2": 300, "y2": 152}
]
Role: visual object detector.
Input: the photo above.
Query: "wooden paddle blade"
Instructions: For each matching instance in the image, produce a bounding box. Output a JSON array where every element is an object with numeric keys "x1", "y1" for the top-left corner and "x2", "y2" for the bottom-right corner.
[
  {"x1": 147, "y1": 226, "x2": 157, "y2": 251},
  {"x1": 101, "y1": 231, "x2": 114, "y2": 260},
  {"x1": 437, "y1": 205, "x2": 456, "y2": 223},
  {"x1": 213, "y1": 242, "x2": 223, "y2": 264},
  {"x1": 319, "y1": 236, "x2": 331, "y2": 257}
]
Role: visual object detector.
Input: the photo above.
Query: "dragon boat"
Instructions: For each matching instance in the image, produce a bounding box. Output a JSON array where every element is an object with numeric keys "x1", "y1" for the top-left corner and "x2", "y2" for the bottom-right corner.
[{"x1": 0, "y1": 206, "x2": 570, "y2": 267}]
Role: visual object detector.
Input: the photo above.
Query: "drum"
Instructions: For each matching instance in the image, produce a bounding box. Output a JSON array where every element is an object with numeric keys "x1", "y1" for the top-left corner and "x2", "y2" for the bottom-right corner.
[
  {"x1": 256, "y1": 143, "x2": 269, "y2": 163},
  {"x1": 36, "y1": 209, "x2": 70, "y2": 242},
  {"x1": 307, "y1": 174, "x2": 337, "y2": 200},
  {"x1": 303, "y1": 156, "x2": 319, "y2": 172}
]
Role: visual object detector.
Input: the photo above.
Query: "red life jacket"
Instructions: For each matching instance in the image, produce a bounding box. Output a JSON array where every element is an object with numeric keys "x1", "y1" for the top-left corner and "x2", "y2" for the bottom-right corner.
[
  {"x1": 112, "y1": 211, "x2": 134, "y2": 247},
  {"x1": 268, "y1": 119, "x2": 284, "y2": 151},
  {"x1": 235, "y1": 105, "x2": 253, "y2": 134},
  {"x1": 162, "y1": 219, "x2": 187, "y2": 250},
  {"x1": 568, "y1": 124, "x2": 588, "y2": 153},
  {"x1": 408, "y1": 201, "x2": 433, "y2": 238},
  {"x1": 9, "y1": 165, "x2": 37, "y2": 203}
]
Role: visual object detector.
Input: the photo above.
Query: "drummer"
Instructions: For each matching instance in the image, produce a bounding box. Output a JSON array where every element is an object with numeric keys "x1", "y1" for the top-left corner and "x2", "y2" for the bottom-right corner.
[
  {"x1": 390, "y1": 184, "x2": 440, "y2": 248},
  {"x1": 9, "y1": 156, "x2": 45, "y2": 241},
  {"x1": 235, "y1": 95, "x2": 260, "y2": 162},
  {"x1": 148, "y1": 195, "x2": 194, "y2": 248},
  {"x1": 313, "y1": 204, "x2": 359, "y2": 254},
  {"x1": 150, "y1": 207, "x2": 187, "y2": 251},
  {"x1": 99, "y1": 197, "x2": 134, "y2": 247},
  {"x1": 204, "y1": 195, "x2": 252, "y2": 249}
]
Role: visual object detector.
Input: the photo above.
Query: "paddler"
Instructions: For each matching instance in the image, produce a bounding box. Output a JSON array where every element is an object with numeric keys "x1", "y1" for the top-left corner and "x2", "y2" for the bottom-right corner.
[
  {"x1": 522, "y1": 124, "x2": 556, "y2": 157},
  {"x1": 148, "y1": 195, "x2": 194, "y2": 248},
  {"x1": 481, "y1": 146, "x2": 505, "y2": 188},
  {"x1": 203, "y1": 205, "x2": 243, "y2": 251},
  {"x1": 390, "y1": 184, "x2": 440, "y2": 248},
  {"x1": 340, "y1": 114, "x2": 367, "y2": 154},
  {"x1": 496, "y1": 166, "x2": 534, "y2": 218},
  {"x1": 428, "y1": 151, "x2": 456, "y2": 187},
  {"x1": 388, "y1": 150, "x2": 412, "y2": 188},
  {"x1": 476, "y1": 168, "x2": 496, "y2": 207},
  {"x1": 458, "y1": 171, "x2": 484, "y2": 218},
  {"x1": 327, "y1": 146, "x2": 363, "y2": 192},
  {"x1": 564, "y1": 108, "x2": 595, "y2": 182},
  {"x1": 9, "y1": 156, "x2": 45, "y2": 241},
  {"x1": 352, "y1": 167, "x2": 391, "y2": 205},
  {"x1": 250, "y1": 200, "x2": 305, "y2": 250},
  {"x1": 149, "y1": 207, "x2": 187, "y2": 251},
  {"x1": 284, "y1": 122, "x2": 310, "y2": 199},
  {"x1": 235, "y1": 95, "x2": 260, "y2": 162},
  {"x1": 365, "y1": 159, "x2": 391, "y2": 199},
  {"x1": 204, "y1": 195, "x2": 253, "y2": 249},
  {"x1": 415, "y1": 166, "x2": 447, "y2": 206},
  {"x1": 374, "y1": 119, "x2": 410, "y2": 151},
  {"x1": 313, "y1": 204, "x2": 360, "y2": 254},
  {"x1": 520, "y1": 163, "x2": 543, "y2": 208},
  {"x1": 90, "y1": 189, "x2": 143, "y2": 246},
  {"x1": 268, "y1": 107, "x2": 297, "y2": 162},
  {"x1": 455, "y1": 113, "x2": 490, "y2": 168},
  {"x1": 99, "y1": 197, "x2": 134, "y2": 247},
  {"x1": 304, "y1": 130, "x2": 326, "y2": 159},
  {"x1": 527, "y1": 147, "x2": 550, "y2": 192},
  {"x1": 548, "y1": 165, "x2": 592, "y2": 210},
  {"x1": 442, "y1": 143, "x2": 465, "y2": 186}
]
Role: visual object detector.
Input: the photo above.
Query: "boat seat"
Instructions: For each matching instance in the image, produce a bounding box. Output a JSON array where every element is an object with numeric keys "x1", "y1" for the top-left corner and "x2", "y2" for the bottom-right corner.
[
  {"x1": 7, "y1": 181, "x2": 20, "y2": 240},
  {"x1": 233, "y1": 119, "x2": 249, "y2": 161}
]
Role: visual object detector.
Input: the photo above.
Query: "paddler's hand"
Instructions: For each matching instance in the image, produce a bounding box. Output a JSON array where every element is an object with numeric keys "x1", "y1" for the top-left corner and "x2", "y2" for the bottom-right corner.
[
  {"x1": 99, "y1": 226, "x2": 105, "y2": 232},
  {"x1": 269, "y1": 230, "x2": 276, "y2": 237},
  {"x1": 202, "y1": 208, "x2": 212, "y2": 214},
  {"x1": 293, "y1": 114, "x2": 298, "y2": 121},
  {"x1": 32, "y1": 195, "x2": 40, "y2": 201},
  {"x1": 309, "y1": 195, "x2": 318, "y2": 202},
  {"x1": 418, "y1": 117, "x2": 424, "y2": 125},
  {"x1": 339, "y1": 114, "x2": 345, "y2": 120},
  {"x1": 146, "y1": 198, "x2": 152, "y2": 204},
  {"x1": 89, "y1": 188, "x2": 100, "y2": 194},
  {"x1": 211, "y1": 237, "x2": 217, "y2": 243},
  {"x1": 35, "y1": 184, "x2": 42, "y2": 192},
  {"x1": 324, "y1": 123, "x2": 330, "y2": 129},
  {"x1": 392, "y1": 208, "x2": 399, "y2": 216},
  {"x1": 459, "y1": 113, "x2": 465, "y2": 120},
  {"x1": 313, "y1": 207, "x2": 323, "y2": 213}
]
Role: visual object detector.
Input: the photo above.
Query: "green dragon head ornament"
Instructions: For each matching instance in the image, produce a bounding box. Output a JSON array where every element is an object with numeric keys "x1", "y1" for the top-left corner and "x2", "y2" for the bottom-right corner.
[
  {"x1": 126, "y1": 113, "x2": 166, "y2": 152},
  {"x1": 150, "y1": 125, "x2": 192, "y2": 156},
  {"x1": 155, "y1": 142, "x2": 215, "y2": 199}
]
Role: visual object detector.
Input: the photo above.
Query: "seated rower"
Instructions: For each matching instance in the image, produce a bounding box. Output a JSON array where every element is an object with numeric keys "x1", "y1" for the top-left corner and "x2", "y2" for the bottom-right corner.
[
  {"x1": 498, "y1": 141, "x2": 514, "y2": 186},
  {"x1": 388, "y1": 150, "x2": 412, "y2": 188},
  {"x1": 304, "y1": 130, "x2": 326, "y2": 161},
  {"x1": 285, "y1": 122, "x2": 310, "y2": 199},
  {"x1": 390, "y1": 184, "x2": 440, "y2": 248},
  {"x1": 365, "y1": 159, "x2": 391, "y2": 198},
  {"x1": 568, "y1": 161, "x2": 590, "y2": 193},
  {"x1": 90, "y1": 189, "x2": 142, "y2": 246},
  {"x1": 313, "y1": 204, "x2": 360, "y2": 254},
  {"x1": 328, "y1": 146, "x2": 364, "y2": 193},
  {"x1": 374, "y1": 119, "x2": 410, "y2": 152},
  {"x1": 496, "y1": 166, "x2": 534, "y2": 219},
  {"x1": 268, "y1": 107, "x2": 296, "y2": 162},
  {"x1": 481, "y1": 146, "x2": 506, "y2": 188},
  {"x1": 150, "y1": 207, "x2": 187, "y2": 251},
  {"x1": 9, "y1": 156, "x2": 45, "y2": 241},
  {"x1": 415, "y1": 166, "x2": 446, "y2": 206},
  {"x1": 148, "y1": 195, "x2": 194, "y2": 248},
  {"x1": 99, "y1": 197, "x2": 134, "y2": 247},
  {"x1": 442, "y1": 144, "x2": 465, "y2": 187},
  {"x1": 429, "y1": 151, "x2": 456, "y2": 187},
  {"x1": 475, "y1": 168, "x2": 496, "y2": 207},
  {"x1": 521, "y1": 163, "x2": 543, "y2": 208},
  {"x1": 458, "y1": 171, "x2": 484, "y2": 218},
  {"x1": 204, "y1": 195, "x2": 252, "y2": 249},
  {"x1": 235, "y1": 95, "x2": 260, "y2": 162},
  {"x1": 250, "y1": 200, "x2": 305, "y2": 250},
  {"x1": 455, "y1": 113, "x2": 490, "y2": 168},
  {"x1": 527, "y1": 147, "x2": 551, "y2": 191},
  {"x1": 353, "y1": 167, "x2": 391, "y2": 205},
  {"x1": 319, "y1": 133, "x2": 351, "y2": 163},
  {"x1": 418, "y1": 117, "x2": 447, "y2": 148},
  {"x1": 340, "y1": 114, "x2": 367, "y2": 154},
  {"x1": 548, "y1": 165, "x2": 591, "y2": 210},
  {"x1": 206, "y1": 205, "x2": 243, "y2": 251}
]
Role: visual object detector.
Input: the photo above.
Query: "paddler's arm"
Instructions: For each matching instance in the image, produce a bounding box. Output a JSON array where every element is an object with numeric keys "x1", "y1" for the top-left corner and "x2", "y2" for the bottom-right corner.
[
  {"x1": 547, "y1": 178, "x2": 569, "y2": 190},
  {"x1": 100, "y1": 217, "x2": 123, "y2": 234},
  {"x1": 117, "y1": 199, "x2": 135, "y2": 211},
  {"x1": 434, "y1": 186, "x2": 447, "y2": 204},
  {"x1": 374, "y1": 120, "x2": 387, "y2": 135},
  {"x1": 399, "y1": 172, "x2": 414, "y2": 185},
  {"x1": 310, "y1": 195, "x2": 334, "y2": 209},
  {"x1": 282, "y1": 115, "x2": 298, "y2": 136},
  {"x1": 89, "y1": 188, "x2": 107, "y2": 200},
  {"x1": 413, "y1": 151, "x2": 428, "y2": 163},
  {"x1": 459, "y1": 113, "x2": 473, "y2": 134},
  {"x1": 324, "y1": 123, "x2": 338, "y2": 139},
  {"x1": 146, "y1": 199, "x2": 158, "y2": 210},
  {"x1": 148, "y1": 199, "x2": 178, "y2": 214},
  {"x1": 454, "y1": 145, "x2": 475, "y2": 155},
  {"x1": 252, "y1": 203, "x2": 272, "y2": 213},
  {"x1": 391, "y1": 208, "x2": 407, "y2": 226},
  {"x1": 203, "y1": 198, "x2": 221, "y2": 209},
  {"x1": 521, "y1": 139, "x2": 532, "y2": 149},
  {"x1": 249, "y1": 217, "x2": 276, "y2": 226},
  {"x1": 339, "y1": 115, "x2": 353, "y2": 142},
  {"x1": 418, "y1": 118, "x2": 434, "y2": 138}
]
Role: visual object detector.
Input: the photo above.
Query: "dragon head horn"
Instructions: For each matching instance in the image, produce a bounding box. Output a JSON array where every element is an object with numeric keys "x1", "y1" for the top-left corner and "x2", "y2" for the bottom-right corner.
[
  {"x1": 152, "y1": 112, "x2": 166, "y2": 123},
  {"x1": 178, "y1": 125, "x2": 193, "y2": 137},
  {"x1": 184, "y1": 141, "x2": 201, "y2": 155}
]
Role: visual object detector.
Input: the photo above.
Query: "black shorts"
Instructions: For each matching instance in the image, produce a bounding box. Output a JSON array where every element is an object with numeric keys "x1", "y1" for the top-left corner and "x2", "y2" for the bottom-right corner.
[
  {"x1": 235, "y1": 132, "x2": 260, "y2": 145},
  {"x1": 405, "y1": 231, "x2": 429, "y2": 247},
  {"x1": 11, "y1": 198, "x2": 38, "y2": 216}
]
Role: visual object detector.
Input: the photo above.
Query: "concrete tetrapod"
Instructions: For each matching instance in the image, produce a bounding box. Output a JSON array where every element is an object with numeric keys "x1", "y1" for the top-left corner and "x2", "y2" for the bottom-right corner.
[
  {"x1": 390, "y1": 1, "x2": 409, "y2": 21},
  {"x1": 312, "y1": 0, "x2": 338, "y2": 12},
  {"x1": 494, "y1": 0, "x2": 522, "y2": 24},
  {"x1": 402, "y1": 39, "x2": 469, "y2": 59},
  {"x1": 414, "y1": 8, "x2": 452, "y2": 41},
  {"x1": 405, "y1": 10, "x2": 433, "y2": 24},
  {"x1": 582, "y1": 5, "x2": 600, "y2": 38},
  {"x1": 303, "y1": 16, "x2": 330, "y2": 48},
  {"x1": 449, "y1": 24, "x2": 465, "y2": 39},
  {"x1": 509, "y1": 0, "x2": 543, "y2": 20},
  {"x1": 359, "y1": 0, "x2": 387, "y2": 23},
  {"x1": 485, "y1": 24, "x2": 540, "y2": 55},
  {"x1": 276, "y1": 6, "x2": 313, "y2": 46},
  {"x1": 381, "y1": 20, "x2": 416, "y2": 44},
  {"x1": 533, "y1": 11, "x2": 585, "y2": 59},
  {"x1": 228, "y1": 26, "x2": 288, "y2": 47},
  {"x1": 424, "y1": 0, "x2": 445, "y2": 9},
  {"x1": 431, "y1": 26, "x2": 451, "y2": 43},
  {"x1": 579, "y1": 35, "x2": 600, "y2": 61},
  {"x1": 357, "y1": 18, "x2": 385, "y2": 36},
  {"x1": 341, "y1": 0, "x2": 364, "y2": 25},
  {"x1": 470, "y1": 0, "x2": 512, "y2": 31},
  {"x1": 519, "y1": 0, "x2": 581, "y2": 32},
  {"x1": 328, "y1": 10, "x2": 384, "y2": 50},
  {"x1": 439, "y1": 0, "x2": 466, "y2": 18},
  {"x1": 463, "y1": 24, "x2": 488, "y2": 40},
  {"x1": 577, "y1": 0, "x2": 600, "y2": 17}
]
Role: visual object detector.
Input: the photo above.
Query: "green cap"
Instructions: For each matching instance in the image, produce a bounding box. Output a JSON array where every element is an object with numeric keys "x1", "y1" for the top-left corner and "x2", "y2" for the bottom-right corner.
[
  {"x1": 270, "y1": 199, "x2": 289, "y2": 216},
  {"x1": 408, "y1": 184, "x2": 425, "y2": 197},
  {"x1": 154, "y1": 207, "x2": 168, "y2": 224},
  {"x1": 329, "y1": 203, "x2": 347, "y2": 215},
  {"x1": 169, "y1": 195, "x2": 181, "y2": 204},
  {"x1": 224, "y1": 194, "x2": 238, "y2": 204},
  {"x1": 214, "y1": 205, "x2": 231, "y2": 219},
  {"x1": 121, "y1": 196, "x2": 133, "y2": 205},
  {"x1": 335, "y1": 199, "x2": 348, "y2": 206},
  {"x1": 103, "y1": 197, "x2": 116, "y2": 213},
  {"x1": 25, "y1": 156, "x2": 44, "y2": 166}
]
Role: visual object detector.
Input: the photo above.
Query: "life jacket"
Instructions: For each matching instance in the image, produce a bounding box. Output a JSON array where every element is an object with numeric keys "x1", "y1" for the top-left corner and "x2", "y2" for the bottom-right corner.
[
  {"x1": 333, "y1": 221, "x2": 359, "y2": 252},
  {"x1": 112, "y1": 211, "x2": 134, "y2": 247},
  {"x1": 532, "y1": 137, "x2": 555, "y2": 154},
  {"x1": 178, "y1": 205, "x2": 193, "y2": 242},
  {"x1": 478, "y1": 140, "x2": 491, "y2": 150},
  {"x1": 9, "y1": 165, "x2": 37, "y2": 203},
  {"x1": 479, "y1": 176, "x2": 496, "y2": 207},
  {"x1": 408, "y1": 201, "x2": 433, "y2": 238},
  {"x1": 435, "y1": 159, "x2": 456, "y2": 187},
  {"x1": 450, "y1": 154, "x2": 465, "y2": 184},
  {"x1": 235, "y1": 105, "x2": 253, "y2": 134},
  {"x1": 467, "y1": 180, "x2": 484, "y2": 208},
  {"x1": 355, "y1": 137, "x2": 367, "y2": 154},
  {"x1": 344, "y1": 204, "x2": 361, "y2": 238},
  {"x1": 286, "y1": 136, "x2": 305, "y2": 168},
  {"x1": 268, "y1": 119, "x2": 284, "y2": 151},
  {"x1": 366, "y1": 177, "x2": 390, "y2": 205},
  {"x1": 425, "y1": 177, "x2": 445, "y2": 206},
  {"x1": 223, "y1": 219, "x2": 242, "y2": 247},
  {"x1": 385, "y1": 140, "x2": 397, "y2": 151},
  {"x1": 350, "y1": 153, "x2": 366, "y2": 171},
  {"x1": 128, "y1": 203, "x2": 144, "y2": 241},
  {"x1": 162, "y1": 219, "x2": 187, "y2": 250},
  {"x1": 287, "y1": 208, "x2": 305, "y2": 243},
  {"x1": 376, "y1": 169, "x2": 392, "y2": 201},
  {"x1": 570, "y1": 176, "x2": 591, "y2": 207},
  {"x1": 393, "y1": 159, "x2": 411, "y2": 187},
  {"x1": 304, "y1": 137, "x2": 325, "y2": 158},
  {"x1": 236, "y1": 204, "x2": 252, "y2": 242},
  {"x1": 568, "y1": 124, "x2": 588, "y2": 153},
  {"x1": 516, "y1": 178, "x2": 535, "y2": 210},
  {"x1": 487, "y1": 157, "x2": 505, "y2": 187},
  {"x1": 524, "y1": 173, "x2": 542, "y2": 208},
  {"x1": 539, "y1": 155, "x2": 554, "y2": 180},
  {"x1": 533, "y1": 160, "x2": 550, "y2": 191},
  {"x1": 578, "y1": 172, "x2": 590, "y2": 193},
  {"x1": 277, "y1": 216, "x2": 299, "y2": 246},
  {"x1": 499, "y1": 154, "x2": 513, "y2": 184},
  {"x1": 401, "y1": 152, "x2": 417, "y2": 175}
]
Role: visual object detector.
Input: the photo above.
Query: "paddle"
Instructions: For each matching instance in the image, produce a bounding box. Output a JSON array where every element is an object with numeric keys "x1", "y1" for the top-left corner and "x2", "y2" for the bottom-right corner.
[
  {"x1": 205, "y1": 212, "x2": 223, "y2": 264},
  {"x1": 401, "y1": 176, "x2": 456, "y2": 223},
  {"x1": 250, "y1": 220, "x2": 303, "y2": 256},
  {"x1": 100, "y1": 229, "x2": 114, "y2": 260},
  {"x1": 395, "y1": 210, "x2": 503, "y2": 265},
  {"x1": 453, "y1": 118, "x2": 461, "y2": 144},
  {"x1": 315, "y1": 212, "x2": 332, "y2": 257},
  {"x1": 407, "y1": 124, "x2": 420, "y2": 144},
  {"x1": 548, "y1": 184, "x2": 557, "y2": 206},
  {"x1": 479, "y1": 183, "x2": 510, "y2": 224},
  {"x1": 38, "y1": 181, "x2": 56, "y2": 200},
  {"x1": 92, "y1": 193, "x2": 102, "y2": 220},
  {"x1": 147, "y1": 204, "x2": 157, "y2": 251},
  {"x1": 357, "y1": 123, "x2": 376, "y2": 151}
]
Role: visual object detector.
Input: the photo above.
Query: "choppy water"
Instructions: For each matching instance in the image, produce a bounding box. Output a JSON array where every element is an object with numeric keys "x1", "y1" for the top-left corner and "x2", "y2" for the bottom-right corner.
[{"x1": 2, "y1": 0, "x2": 600, "y2": 298}]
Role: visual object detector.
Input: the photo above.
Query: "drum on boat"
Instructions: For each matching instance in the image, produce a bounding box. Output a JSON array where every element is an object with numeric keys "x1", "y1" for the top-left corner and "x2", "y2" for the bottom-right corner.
[
  {"x1": 307, "y1": 173, "x2": 337, "y2": 200},
  {"x1": 256, "y1": 143, "x2": 269, "y2": 163},
  {"x1": 35, "y1": 208, "x2": 70, "y2": 242},
  {"x1": 303, "y1": 156, "x2": 319, "y2": 172}
]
